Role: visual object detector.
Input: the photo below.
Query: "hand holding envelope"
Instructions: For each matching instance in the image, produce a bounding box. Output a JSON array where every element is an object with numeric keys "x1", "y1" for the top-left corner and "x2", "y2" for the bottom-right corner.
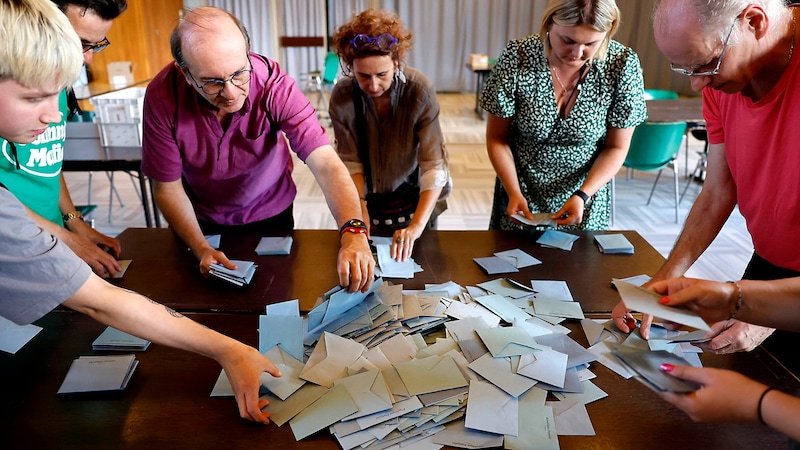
[{"x1": 613, "y1": 280, "x2": 711, "y2": 331}]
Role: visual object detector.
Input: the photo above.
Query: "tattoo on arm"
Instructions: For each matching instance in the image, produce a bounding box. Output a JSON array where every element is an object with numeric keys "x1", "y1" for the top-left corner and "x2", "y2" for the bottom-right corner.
[{"x1": 145, "y1": 296, "x2": 184, "y2": 318}]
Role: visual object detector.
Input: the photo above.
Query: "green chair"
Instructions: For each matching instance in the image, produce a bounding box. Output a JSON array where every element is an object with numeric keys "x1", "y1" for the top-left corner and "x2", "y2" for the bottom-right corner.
[
  {"x1": 644, "y1": 89, "x2": 679, "y2": 100},
  {"x1": 305, "y1": 51, "x2": 340, "y2": 116},
  {"x1": 611, "y1": 121, "x2": 687, "y2": 224}
]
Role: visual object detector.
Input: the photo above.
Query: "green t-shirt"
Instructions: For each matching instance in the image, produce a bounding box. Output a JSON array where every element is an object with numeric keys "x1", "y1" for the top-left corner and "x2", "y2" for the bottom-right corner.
[{"x1": 0, "y1": 90, "x2": 69, "y2": 226}]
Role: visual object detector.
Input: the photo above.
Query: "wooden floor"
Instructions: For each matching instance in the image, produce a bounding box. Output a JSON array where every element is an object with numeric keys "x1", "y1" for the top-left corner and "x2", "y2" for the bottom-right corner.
[{"x1": 62, "y1": 93, "x2": 753, "y2": 281}]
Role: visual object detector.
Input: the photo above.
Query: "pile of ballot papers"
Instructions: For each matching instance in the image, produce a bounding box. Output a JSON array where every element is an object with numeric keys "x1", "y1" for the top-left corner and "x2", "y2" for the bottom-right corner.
[
  {"x1": 593, "y1": 234, "x2": 635, "y2": 255},
  {"x1": 208, "y1": 273, "x2": 708, "y2": 449},
  {"x1": 58, "y1": 354, "x2": 139, "y2": 394},
  {"x1": 92, "y1": 326, "x2": 151, "y2": 351}
]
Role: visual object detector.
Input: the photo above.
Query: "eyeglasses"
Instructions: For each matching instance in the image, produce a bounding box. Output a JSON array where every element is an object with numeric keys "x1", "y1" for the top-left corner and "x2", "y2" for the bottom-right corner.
[
  {"x1": 670, "y1": 16, "x2": 738, "y2": 77},
  {"x1": 185, "y1": 56, "x2": 253, "y2": 95},
  {"x1": 82, "y1": 37, "x2": 110, "y2": 54},
  {"x1": 349, "y1": 33, "x2": 398, "y2": 51}
]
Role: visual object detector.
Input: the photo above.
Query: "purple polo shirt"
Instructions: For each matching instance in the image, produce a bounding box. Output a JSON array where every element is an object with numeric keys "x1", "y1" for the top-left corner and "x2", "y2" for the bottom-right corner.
[{"x1": 141, "y1": 53, "x2": 330, "y2": 225}]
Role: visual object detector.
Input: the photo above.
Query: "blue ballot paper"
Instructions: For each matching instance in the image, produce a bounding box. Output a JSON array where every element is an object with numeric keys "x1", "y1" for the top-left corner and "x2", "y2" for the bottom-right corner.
[
  {"x1": 255, "y1": 236, "x2": 293, "y2": 255},
  {"x1": 536, "y1": 229, "x2": 579, "y2": 251},
  {"x1": 92, "y1": 326, "x2": 151, "y2": 351},
  {"x1": 57, "y1": 354, "x2": 139, "y2": 394},
  {"x1": 209, "y1": 260, "x2": 257, "y2": 286}
]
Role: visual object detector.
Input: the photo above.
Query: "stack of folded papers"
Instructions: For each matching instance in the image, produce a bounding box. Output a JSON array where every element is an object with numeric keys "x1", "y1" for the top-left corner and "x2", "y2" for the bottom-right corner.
[
  {"x1": 92, "y1": 326, "x2": 151, "y2": 351},
  {"x1": 58, "y1": 354, "x2": 139, "y2": 394},
  {"x1": 536, "y1": 230, "x2": 579, "y2": 251},
  {"x1": 511, "y1": 212, "x2": 557, "y2": 228},
  {"x1": 209, "y1": 260, "x2": 257, "y2": 286},
  {"x1": 594, "y1": 234, "x2": 635, "y2": 254}
]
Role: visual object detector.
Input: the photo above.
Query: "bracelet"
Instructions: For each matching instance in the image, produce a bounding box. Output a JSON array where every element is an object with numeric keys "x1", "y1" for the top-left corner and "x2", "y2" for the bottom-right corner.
[
  {"x1": 727, "y1": 280, "x2": 743, "y2": 319},
  {"x1": 340, "y1": 226, "x2": 367, "y2": 236},
  {"x1": 62, "y1": 210, "x2": 84, "y2": 223},
  {"x1": 757, "y1": 387, "x2": 776, "y2": 425},
  {"x1": 572, "y1": 189, "x2": 589, "y2": 204}
]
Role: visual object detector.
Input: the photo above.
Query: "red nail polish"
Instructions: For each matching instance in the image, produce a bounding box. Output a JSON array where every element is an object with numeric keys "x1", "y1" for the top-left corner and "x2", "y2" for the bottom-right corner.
[
  {"x1": 659, "y1": 296, "x2": 670, "y2": 304},
  {"x1": 660, "y1": 363, "x2": 675, "y2": 372}
]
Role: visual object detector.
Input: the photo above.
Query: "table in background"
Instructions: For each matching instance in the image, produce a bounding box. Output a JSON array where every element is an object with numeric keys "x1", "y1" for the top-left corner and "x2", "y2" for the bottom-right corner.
[
  {"x1": 646, "y1": 97, "x2": 705, "y2": 177},
  {"x1": 62, "y1": 124, "x2": 160, "y2": 227},
  {"x1": 112, "y1": 228, "x2": 665, "y2": 313},
  {"x1": 2, "y1": 310, "x2": 797, "y2": 449},
  {"x1": 467, "y1": 62, "x2": 495, "y2": 120}
]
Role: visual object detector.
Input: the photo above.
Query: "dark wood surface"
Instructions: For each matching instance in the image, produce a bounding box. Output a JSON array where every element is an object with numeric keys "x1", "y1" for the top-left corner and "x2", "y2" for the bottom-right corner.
[
  {"x1": 2, "y1": 311, "x2": 797, "y2": 449},
  {"x1": 646, "y1": 98, "x2": 704, "y2": 124},
  {"x1": 113, "y1": 228, "x2": 666, "y2": 313}
]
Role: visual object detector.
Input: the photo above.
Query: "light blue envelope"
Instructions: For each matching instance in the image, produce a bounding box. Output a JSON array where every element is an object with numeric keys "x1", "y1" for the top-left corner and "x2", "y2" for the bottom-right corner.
[
  {"x1": 259, "y1": 314, "x2": 304, "y2": 361},
  {"x1": 334, "y1": 369, "x2": 394, "y2": 420},
  {"x1": 464, "y1": 379, "x2": 519, "y2": 436},
  {"x1": 473, "y1": 294, "x2": 532, "y2": 324},
  {"x1": 467, "y1": 353, "x2": 538, "y2": 398},
  {"x1": 260, "y1": 345, "x2": 306, "y2": 400},
  {"x1": 289, "y1": 383, "x2": 358, "y2": 440},
  {"x1": 536, "y1": 229, "x2": 579, "y2": 250},
  {"x1": 476, "y1": 326, "x2": 547, "y2": 357},
  {"x1": 473, "y1": 256, "x2": 519, "y2": 275},
  {"x1": 394, "y1": 355, "x2": 468, "y2": 395}
]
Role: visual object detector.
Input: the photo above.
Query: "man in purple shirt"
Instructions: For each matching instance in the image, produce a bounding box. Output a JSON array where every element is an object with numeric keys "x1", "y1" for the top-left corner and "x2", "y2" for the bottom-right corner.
[{"x1": 142, "y1": 7, "x2": 374, "y2": 293}]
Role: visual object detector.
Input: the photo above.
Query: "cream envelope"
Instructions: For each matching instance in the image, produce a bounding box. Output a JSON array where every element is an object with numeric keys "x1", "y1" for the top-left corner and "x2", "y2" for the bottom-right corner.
[
  {"x1": 516, "y1": 348, "x2": 569, "y2": 388},
  {"x1": 464, "y1": 379, "x2": 519, "y2": 436},
  {"x1": 476, "y1": 326, "x2": 548, "y2": 357},
  {"x1": 473, "y1": 294, "x2": 532, "y2": 323},
  {"x1": 299, "y1": 332, "x2": 365, "y2": 388},
  {"x1": 394, "y1": 355, "x2": 468, "y2": 396},
  {"x1": 335, "y1": 369, "x2": 394, "y2": 420},
  {"x1": 432, "y1": 420, "x2": 505, "y2": 449},
  {"x1": 444, "y1": 301, "x2": 501, "y2": 328},
  {"x1": 262, "y1": 383, "x2": 329, "y2": 426},
  {"x1": 289, "y1": 383, "x2": 359, "y2": 440},
  {"x1": 260, "y1": 345, "x2": 306, "y2": 400},
  {"x1": 614, "y1": 280, "x2": 711, "y2": 331}
]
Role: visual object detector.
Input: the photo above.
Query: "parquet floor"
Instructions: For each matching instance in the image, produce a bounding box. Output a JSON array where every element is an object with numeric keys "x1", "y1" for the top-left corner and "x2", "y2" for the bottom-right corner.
[{"x1": 62, "y1": 93, "x2": 753, "y2": 281}]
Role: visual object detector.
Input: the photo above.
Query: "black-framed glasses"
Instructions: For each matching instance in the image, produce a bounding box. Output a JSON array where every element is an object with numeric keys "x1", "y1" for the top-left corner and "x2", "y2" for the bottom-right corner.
[
  {"x1": 186, "y1": 55, "x2": 253, "y2": 95},
  {"x1": 349, "y1": 33, "x2": 398, "y2": 51},
  {"x1": 670, "y1": 16, "x2": 738, "y2": 77},
  {"x1": 82, "y1": 37, "x2": 110, "y2": 54}
]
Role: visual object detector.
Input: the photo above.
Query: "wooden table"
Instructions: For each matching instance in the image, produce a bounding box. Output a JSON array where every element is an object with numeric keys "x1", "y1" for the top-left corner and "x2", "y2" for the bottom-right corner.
[
  {"x1": 113, "y1": 228, "x2": 666, "y2": 313},
  {"x1": 2, "y1": 311, "x2": 797, "y2": 449},
  {"x1": 62, "y1": 123, "x2": 160, "y2": 227}
]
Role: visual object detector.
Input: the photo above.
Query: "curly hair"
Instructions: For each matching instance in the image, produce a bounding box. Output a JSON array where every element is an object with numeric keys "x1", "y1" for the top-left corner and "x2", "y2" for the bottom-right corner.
[{"x1": 331, "y1": 9, "x2": 413, "y2": 72}]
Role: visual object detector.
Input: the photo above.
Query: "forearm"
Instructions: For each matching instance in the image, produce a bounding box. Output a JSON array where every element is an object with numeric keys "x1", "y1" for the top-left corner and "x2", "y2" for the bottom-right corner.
[
  {"x1": 735, "y1": 279, "x2": 800, "y2": 332},
  {"x1": 57, "y1": 173, "x2": 79, "y2": 214},
  {"x1": 761, "y1": 389, "x2": 800, "y2": 441},
  {"x1": 153, "y1": 181, "x2": 211, "y2": 258},
  {"x1": 580, "y1": 146, "x2": 627, "y2": 196},
  {"x1": 63, "y1": 275, "x2": 241, "y2": 360},
  {"x1": 307, "y1": 147, "x2": 364, "y2": 226},
  {"x1": 409, "y1": 187, "x2": 442, "y2": 230}
]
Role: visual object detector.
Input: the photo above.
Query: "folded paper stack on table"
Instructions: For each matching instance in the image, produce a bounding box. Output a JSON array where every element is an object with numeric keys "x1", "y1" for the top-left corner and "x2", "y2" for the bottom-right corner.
[
  {"x1": 208, "y1": 274, "x2": 710, "y2": 448},
  {"x1": 209, "y1": 260, "x2": 257, "y2": 287}
]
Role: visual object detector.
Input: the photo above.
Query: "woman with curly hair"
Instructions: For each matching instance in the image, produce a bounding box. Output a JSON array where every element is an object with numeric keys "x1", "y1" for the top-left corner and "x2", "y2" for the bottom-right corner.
[{"x1": 329, "y1": 9, "x2": 451, "y2": 262}]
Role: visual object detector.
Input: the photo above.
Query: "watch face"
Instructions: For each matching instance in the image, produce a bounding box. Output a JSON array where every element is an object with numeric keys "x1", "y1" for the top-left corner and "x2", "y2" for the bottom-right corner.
[{"x1": 350, "y1": 219, "x2": 366, "y2": 228}]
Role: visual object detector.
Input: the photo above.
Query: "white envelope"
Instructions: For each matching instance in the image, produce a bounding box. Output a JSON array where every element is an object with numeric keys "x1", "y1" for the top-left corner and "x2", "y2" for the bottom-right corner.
[
  {"x1": 476, "y1": 326, "x2": 547, "y2": 357},
  {"x1": 299, "y1": 332, "x2": 365, "y2": 387},
  {"x1": 613, "y1": 280, "x2": 711, "y2": 331},
  {"x1": 260, "y1": 345, "x2": 306, "y2": 400},
  {"x1": 334, "y1": 369, "x2": 394, "y2": 420},
  {"x1": 464, "y1": 379, "x2": 519, "y2": 436},
  {"x1": 467, "y1": 353, "x2": 538, "y2": 398},
  {"x1": 516, "y1": 348, "x2": 569, "y2": 388}
]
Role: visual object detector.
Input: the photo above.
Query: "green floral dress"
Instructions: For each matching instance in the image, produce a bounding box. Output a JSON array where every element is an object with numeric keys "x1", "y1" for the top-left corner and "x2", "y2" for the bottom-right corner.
[{"x1": 480, "y1": 35, "x2": 647, "y2": 231}]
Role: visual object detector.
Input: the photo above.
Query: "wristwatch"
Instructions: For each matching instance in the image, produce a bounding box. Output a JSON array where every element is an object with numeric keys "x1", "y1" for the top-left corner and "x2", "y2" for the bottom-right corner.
[
  {"x1": 62, "y1": 210, "x2": 84, "y2": 223},
  {"x1": 339, "y1": 218, "x2": 368, "y2": 237}
]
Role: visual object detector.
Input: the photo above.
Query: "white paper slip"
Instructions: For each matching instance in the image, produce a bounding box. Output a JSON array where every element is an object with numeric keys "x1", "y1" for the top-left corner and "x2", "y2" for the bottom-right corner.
[
  {"x1": 58, "y1": 354, "x2": 138, "y2": 394},
  {"x1": 613, "y1": 280, "x2": 711, "y2": 331},
  {"x1": 92, "y1": 326, "x2": 151, "y2": 351},
  {"x1": 511, "y1": 212, "x2": 557, "y2": 228}
]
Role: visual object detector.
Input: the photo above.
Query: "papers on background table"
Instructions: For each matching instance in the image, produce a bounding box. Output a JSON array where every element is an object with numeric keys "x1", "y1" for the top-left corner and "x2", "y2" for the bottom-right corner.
[
  {"x1": 0, "y1": 315, "x2": 42, "y2": 354},
  {"x1": 613, "y1": 280, "x2": 711, "y2": 331},
  {"x1": 536, "y1": 230, "x2": 579, "y2": 251},
  {"x1": 594, "y1": 234, "x2": 634, "y2": 254},
  {"x1": 473, "y1": 248, "x2": 540, "y2": 275},
  {"x1": 255, "y1": 236, "x2": 293, "y2": 255},
  {"x1": 57, "y1": 354, "x2": 138, "y2": 394},
  {"x1": 204, "y1": 234, "x2": 221, "y2": 249},
  {"x1": 92, "y1": 326, "x2": 151, "y2": 351},
  {"x1": 209, "y1": 259, "x2": 257, "y2": 287}
]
